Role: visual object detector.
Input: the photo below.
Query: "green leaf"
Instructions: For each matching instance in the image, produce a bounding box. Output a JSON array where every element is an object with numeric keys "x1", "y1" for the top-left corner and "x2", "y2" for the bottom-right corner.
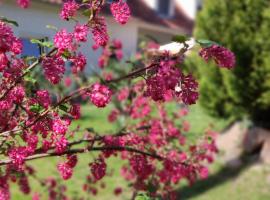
[
  {"x1": 82, "y1": 9, "x2": 92, "y2": 17},
  {"x1": 24, "y1": 74, "x2": 37, "y2": 84},
  {"x1": 59, "y1": 104, "x2": 69, "y2": 112},
  {"x1": 172, "y1": 35, "x2": 188, "y2": 43},
  {"x1": 196, "y1": 39, "x2": 218, "y2": 48},
  {"x1": 30, "y1": 104, "x2": 43, "y2": 113},
  {"x1": 135, "y1": 193, "x2": 151, "y2": 200},
  {"x1": 0, "y1": 17, "x2": 19, "y2": 27},
  {"x1": 30, "y1": 39, "x2": 53, "y2": 48},
  {"x1": 46, "y1": 24, "x2": 58, "y2": 31}
]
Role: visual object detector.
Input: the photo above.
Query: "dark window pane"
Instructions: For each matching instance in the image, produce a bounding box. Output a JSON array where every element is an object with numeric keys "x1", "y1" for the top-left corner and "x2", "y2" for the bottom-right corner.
[{"x1": 158, "y1": 0, "x2": 170, "y2": 16}]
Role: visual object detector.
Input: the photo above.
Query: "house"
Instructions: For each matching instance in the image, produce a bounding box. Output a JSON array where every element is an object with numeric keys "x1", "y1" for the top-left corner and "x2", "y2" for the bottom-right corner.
[{"x1": 0, "y1": 0, "x2": 201, "y2": 70}]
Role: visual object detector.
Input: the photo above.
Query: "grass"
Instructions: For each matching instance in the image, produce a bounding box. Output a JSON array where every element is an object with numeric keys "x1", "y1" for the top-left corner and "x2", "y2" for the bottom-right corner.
[{"x1": 10, "y1": 104, "x2": 270, "y2": 200}]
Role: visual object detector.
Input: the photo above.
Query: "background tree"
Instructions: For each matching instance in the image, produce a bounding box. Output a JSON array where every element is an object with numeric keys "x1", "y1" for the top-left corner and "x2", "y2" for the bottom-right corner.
[{"x1": 191, "y1": 0, "x2": 270, "y2": 127}]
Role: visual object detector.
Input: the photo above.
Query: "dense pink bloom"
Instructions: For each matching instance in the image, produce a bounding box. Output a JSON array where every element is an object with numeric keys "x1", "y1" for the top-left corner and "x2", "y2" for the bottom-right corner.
[
  {"x1": 17, "y1": 0, "x2": 30, "y2": 8},
  {"x1": 74, "y1": 24, "x2": 89, "y2": 42},
  {"x1": 54, "y1": 29, "x2": 73, "y2": 51},
  {"x1": 175, "y1": 74, "x2": 199, "y2": 105},
  {"x1": 117, "y1": 87, "x2": 129, "y2": 101},
  {"x1": 70, "y1": 53, "x2": 87, "y2": 74},
  {"x1": 57, "y1": 162, "x2": 73, "y2": 180},
  {"x1": 0, "y1": 53, "x2": 8, "y2": 71},
  {"x1": 108, "y1": 109, "x2": 119, "y2": 122},
  {"x1": 0, "y1": 177, "x2": 10, "y2": 200},
  {"x1": 145, "y1": 60, "x2": 182, "y2": 102},
  {"x1": 67, "y1": 154, "x2": 78, "y2": 168},
  {"x1": 130, "y1": 96, "x2": 151, "y2": 119},
  {"x1": 8, "y1": 147, "x2": 28, "y2": 170},
  {"x1": 42, "y1": 55, "x2": 65, "y2": 84},
  {"x1": 32, "y1": 193, "x2": 40, "y2": 200},
  {"x1": 60, "y1": 1, "x2": 79, "y2": 20},
  {"x1": 115, "y1": 49, "x2": 123, "y2": 60},
  {"x1": 64, "y1": 76, "x2": 72, "y2": 87},
  {"x1": 18, "y1": 176, "x2": 30, "y2": 194},
  {"x1": 110, "y1": 0, "x2": 131, "y2": 25},
  {"x1": 88, "y1": 83, "x2": 112, "y2": 108},
  {"x1": 199, "y1": 45, "x2": 236, "y2": 69},
  {"x1": 69, "y1": 104, "x2": 81, "y2": 120},
  {"x1": 9, "y1": 86, "x2": 25, "y2": 104},
  {"x1": 90, "y1": 158, "x2": 107, "y2": 181},
  {"x1": 114, "y1": 187, "x2": 122, "y2": 196},
  {"x1": 0, "y1": 21, "x2": 20, "y2": 54},
  {"x1": 52, "y1": 118, "x2": 69, "y2": 135},
  {"x1": 130, "y1": 155, "x2": 153, "y2": 179},
  {"x1": 199, "y1": 166, "x2": 209, "y2": 179},
  {"x1": 112, "y1": 39, "x2": 122, "y2": 49},
  {"x1": 11, "y1": 38, "x2": 23, "y2": 54},
  {"x1": 0, "y1": 100, "x2": 11, "y2": 111},
  {"x1": 36, "y1": 90, "x2": 51, "y2": 109},
  {"x1": 55, "y1": 136, "x2": 68, "y2": 153},
  {"x1": 91, "y1": 17, "x2": 109, "y2": 48}
]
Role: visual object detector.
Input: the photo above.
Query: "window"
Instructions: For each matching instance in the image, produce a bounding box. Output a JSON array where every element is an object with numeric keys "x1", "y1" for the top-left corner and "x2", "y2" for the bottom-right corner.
[
  {"x1": 21, "y1": 38, "x2": 47, "y2": 57},
  {"x1": 157, "y1": 0, "x2": 172, "y2": 17},
  {"x1": 196, "y1": 0, "x2": 203, "y2": 11}
]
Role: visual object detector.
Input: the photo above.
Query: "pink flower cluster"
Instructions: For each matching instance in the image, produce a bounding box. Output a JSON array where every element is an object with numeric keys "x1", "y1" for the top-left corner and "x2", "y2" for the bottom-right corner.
[
  {"x1": 16, "y1": 0, "x2": 30, "y2": 8},
  {"x1": 57, "y1": 155, "x2": 78, "y2": 180},
  {"x1": 110, "y1": 0, "x2": 131, "y2": 25},
  {"x1": 90, "y1": 158, "x2": 107, "y2": 181},
  {"x1": 98, "y1": 39, "x2": 123, "y2": 68},
  {"x1": 199, "y1": 45, "x2": 236, "y2": 69},
  {"x1": 54, "y1": 29, "x2": 74, "y2": 52},
  {"x1": 60, "y1": 1, "x2": 79, "y2": 20},
  {"x1": 145, "y1": 57, "x2": 199, "y2": 105},
  {"x1": 0, "y1": 21, "x2": 22, "y2": 72},
  {"x1": 69, "y1": 53, "x2": 87, "y2": 74},
  {"x1": 87, "y1": 83, "x2": 112, "y2": 108},
  {"x1": 91, "y1": 17, "x2": 109, "y2": 48},
  {"x1": 42, "y1": 55, "x2": 65, "y2": 84}
]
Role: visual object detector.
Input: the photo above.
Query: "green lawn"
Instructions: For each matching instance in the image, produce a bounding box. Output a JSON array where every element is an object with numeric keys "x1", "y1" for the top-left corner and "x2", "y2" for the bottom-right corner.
[{"x1": 10, "y1": 104, "x2": 270, "y2": 200}]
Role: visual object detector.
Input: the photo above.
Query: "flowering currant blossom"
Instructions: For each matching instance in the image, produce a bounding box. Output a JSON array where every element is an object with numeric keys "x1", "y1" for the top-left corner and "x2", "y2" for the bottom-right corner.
[
  {"x1": 110, "y1": 0, "x2": 131, "y2": 25},
  {"x1": 16, "y1": 0, "x2": 30, "y2": 8},
  {"x1": 69, "y1": 53, "x2": 87, "y2": 74},
  {"x1": 91, "y1": 17, "x2": 109, "y2": 48},
  {"x1": 90, "y1": 158, "x2": 107, "y2": 181},
  {"x1": 54, "y1": 29, "x2": 74, "y2": 52},
  {"x1": 87, "y1": 83, "x2": 112, "y2": 108},
  {"x1": 42, "y1": 55, "x2": 65, "y2": 84},
  {"x1": 74, "y1": 24, "x2": 89, "y2": 42},
  {"x1": 60, "y1": 0, "x2": 79, "y2": 20},
  {"x1": 36, "y1": 90, "x2": 51, "y2": 109},
  {"x1": 199, "y1": 45, "x2": 236, "y2": 69}
]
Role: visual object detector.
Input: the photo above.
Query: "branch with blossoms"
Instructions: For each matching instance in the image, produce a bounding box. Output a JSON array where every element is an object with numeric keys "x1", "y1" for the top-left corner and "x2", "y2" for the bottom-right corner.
[{"x1": 0, "y1": 0, "x2": 236, "y2": 200}]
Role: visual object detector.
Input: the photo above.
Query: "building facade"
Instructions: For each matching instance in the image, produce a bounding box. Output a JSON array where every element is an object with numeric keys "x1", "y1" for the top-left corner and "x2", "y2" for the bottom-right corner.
[{"x1": 0, "y1": 0, "x2": 200, "y2": 70}]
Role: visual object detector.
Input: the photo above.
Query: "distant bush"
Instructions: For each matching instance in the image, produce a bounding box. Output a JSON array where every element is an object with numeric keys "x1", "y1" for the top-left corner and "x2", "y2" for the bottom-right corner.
[{"x1": 190, "y1": 0, "x2": 270, "y2": 127}]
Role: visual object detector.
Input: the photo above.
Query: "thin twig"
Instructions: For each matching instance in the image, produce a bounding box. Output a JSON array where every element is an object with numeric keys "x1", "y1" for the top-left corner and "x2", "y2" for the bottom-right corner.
[{"x1": 0, "y1": 145, "x2": 163, "y2": 166}]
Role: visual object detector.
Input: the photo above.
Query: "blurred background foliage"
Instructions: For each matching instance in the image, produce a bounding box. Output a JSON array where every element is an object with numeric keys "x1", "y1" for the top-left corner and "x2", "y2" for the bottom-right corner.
[{"x1": 187, "y1": 0, "x2": 270, "y2": 128}]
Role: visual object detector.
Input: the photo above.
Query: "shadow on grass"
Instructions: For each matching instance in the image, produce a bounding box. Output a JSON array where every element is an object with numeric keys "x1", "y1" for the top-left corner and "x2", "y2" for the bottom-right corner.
[{"x1": 177, "y1": 155, "x2": 259, "y2": 199}]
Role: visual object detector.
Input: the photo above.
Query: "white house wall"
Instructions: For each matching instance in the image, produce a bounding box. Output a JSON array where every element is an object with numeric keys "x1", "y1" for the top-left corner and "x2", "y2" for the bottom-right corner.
[
  {"x1": 0, "y1": 1, "x2": 139, "y2": 73},
  {"x1": 142, "y1": 0, "x2": 198, "y2": 19}
]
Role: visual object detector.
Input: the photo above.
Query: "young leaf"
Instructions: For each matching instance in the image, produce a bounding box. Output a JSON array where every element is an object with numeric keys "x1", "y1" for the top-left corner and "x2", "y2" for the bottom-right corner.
[
  {"x1": 0, "y1": 17, "x2": 19, "y2": 27},
  {"x1": 172, "y1": 35, "x2": 188, "y2": 43},
  {"x1": 46, "y1": 24, "x2": 58, "y2": 31},
  {"x1": 59, "y1": 104, "x2": 69, "y2": 112},
  {"x1": 135, "y1": 194, "x2": 151, "y2": 200},
  {"x1": 30, "y1": 104, "x2": 43, "y2": 113},
  {"x1": 196, "y1": 39, "x2": 218, "y2": 48}
]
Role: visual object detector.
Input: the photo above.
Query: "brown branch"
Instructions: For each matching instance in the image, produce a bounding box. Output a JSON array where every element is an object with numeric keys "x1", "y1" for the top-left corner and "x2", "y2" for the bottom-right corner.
[{"x1": 0, "y1": 145, "x2": 163, "y2": 166}]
